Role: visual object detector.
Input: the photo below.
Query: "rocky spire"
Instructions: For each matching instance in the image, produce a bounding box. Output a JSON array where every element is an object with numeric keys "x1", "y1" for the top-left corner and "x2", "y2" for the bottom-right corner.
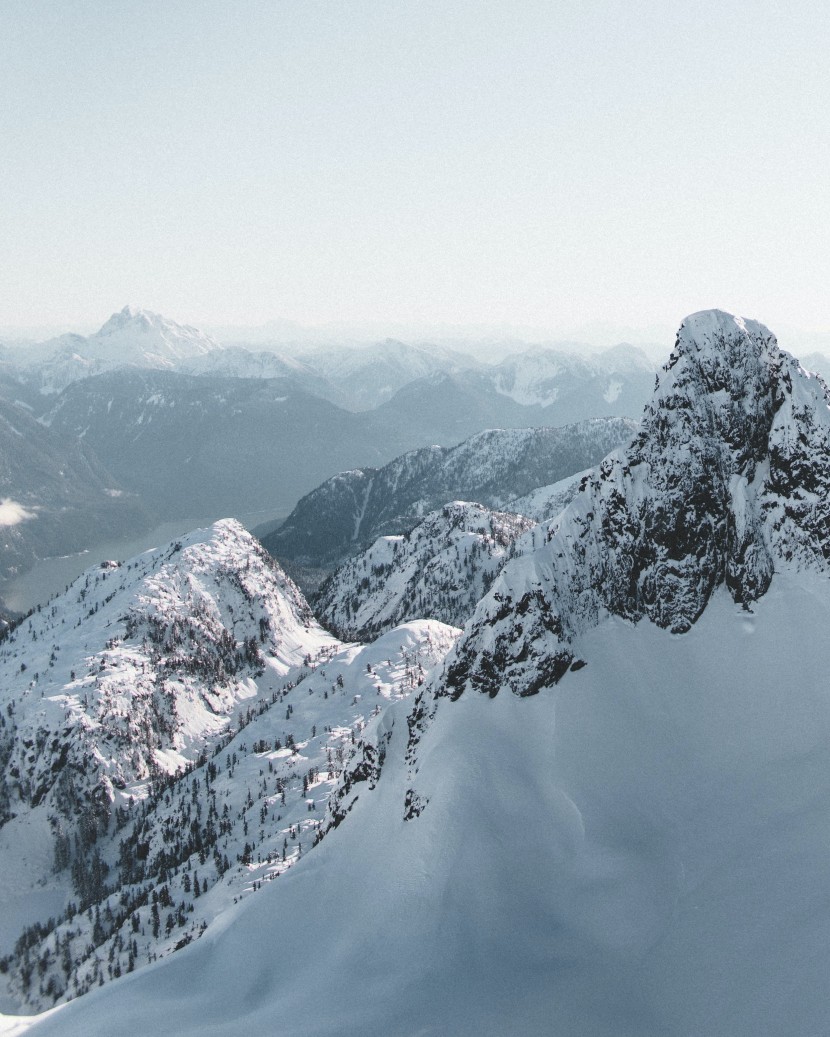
[{"x1": 442, "y1": 310, "x2": 830, "y2": 699}]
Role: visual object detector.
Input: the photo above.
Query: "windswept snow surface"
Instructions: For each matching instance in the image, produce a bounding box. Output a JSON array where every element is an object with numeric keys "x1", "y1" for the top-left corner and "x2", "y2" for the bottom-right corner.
[{"x1": 21, "y1": 575, "x2": 830, "y2": 1037}]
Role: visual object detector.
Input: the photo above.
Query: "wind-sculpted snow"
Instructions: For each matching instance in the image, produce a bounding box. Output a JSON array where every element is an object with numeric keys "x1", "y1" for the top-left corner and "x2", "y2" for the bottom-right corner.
[
  {"x1": 316, "y1": 502, "x2": 535, "y2": 640},
  {"x1": 442, "y1": 310, "x2": 830, "y2": 698}
]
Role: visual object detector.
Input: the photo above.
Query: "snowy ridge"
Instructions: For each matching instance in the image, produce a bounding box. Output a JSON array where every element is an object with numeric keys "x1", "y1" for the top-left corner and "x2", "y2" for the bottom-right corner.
[
  {"x1": 441, "y1": 310, "x2": 830, "y2": 699},
  {"x1": 505, "y1": 468, "x2": 589, "y2": 523},
  {"x1": 0, "y1": 522, "x2": 459, "y2": 1012},
  {"x1": 316, "y1": 501, "x2": 535, "y2": 640},
  {"x1": 265, "y1": 418, "x2": 637, "y2": 569}
]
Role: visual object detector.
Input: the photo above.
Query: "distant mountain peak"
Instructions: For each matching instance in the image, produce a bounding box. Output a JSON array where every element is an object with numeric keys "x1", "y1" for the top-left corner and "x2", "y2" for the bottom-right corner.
[{"x1": 91, "y1": 307, "x2": 220, "y2": 361}]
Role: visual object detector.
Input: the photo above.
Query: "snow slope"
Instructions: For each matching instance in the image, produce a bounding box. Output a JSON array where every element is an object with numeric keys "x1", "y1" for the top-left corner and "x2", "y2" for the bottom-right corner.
[
  {"x1": 20, "y1": 576, "x2": 830, "y2": 1037},
  {"x1": 505, "y1": 468, "x2": 589, "y2": 523}
]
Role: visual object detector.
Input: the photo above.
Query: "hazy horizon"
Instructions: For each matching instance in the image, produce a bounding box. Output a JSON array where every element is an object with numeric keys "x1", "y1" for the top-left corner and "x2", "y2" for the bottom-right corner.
[
  {"x1": 6, "y1": 308, "x2": 830, "y2": 370},
  {"x1": 3, "y1": 1, "x2": 829, "y2": 337}
]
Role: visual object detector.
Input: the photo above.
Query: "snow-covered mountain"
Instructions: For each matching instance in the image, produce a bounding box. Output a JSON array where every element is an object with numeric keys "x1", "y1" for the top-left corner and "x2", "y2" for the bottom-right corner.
[
  {"x1": 297, "y1": 339, "x2": 482, "y2": 410},
  {"x1": 442, "y1": 309, "x2": 830, "y2": 698},
  {"x1": 316, "y1": 501, "x2": 535, "y2": 640},
  {"x1": 22, "y1": 310, "x2": 830, "y2": 1037},
  {"x1": 487, "y1": 342, "x2": 655, "y2": 412},
  {"x1": 315, "y1": 470, "x2": 592, "y2": 641},
  {"x1": 5, "y1": 309, "x2": 221, "y2": 394},
  {"x1": 0, "y1": 519, "x2": 459, "y2": 1013},
  {"x1": 264, "y1": 418, "x2": 637, "y2": 570},
  {"x1": 85, "y1": 307, "x2": 220, "y2": 366}
]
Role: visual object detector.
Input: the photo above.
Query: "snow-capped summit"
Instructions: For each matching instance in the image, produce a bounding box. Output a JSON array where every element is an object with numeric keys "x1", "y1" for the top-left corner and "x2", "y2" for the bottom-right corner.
[
  {"x1": 88, "y1": 306, "x2": 220, "y2": 365},
  {"x1": 7, "y1": 308, "x2": 223, "y2": 393},
  {"x1": 443, "y1": 309, "x2": 830, "y2": 698}
]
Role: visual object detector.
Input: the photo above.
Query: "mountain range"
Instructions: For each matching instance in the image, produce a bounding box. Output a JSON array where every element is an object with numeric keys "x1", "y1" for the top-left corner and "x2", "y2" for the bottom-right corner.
[
  {"x1": 11, "y1": 309, "x2": 830, "y2": 1037},
  {"x1": 0, "y1": 309, "x2": 655, "y2": 592},
  {"x1": 264, "y1": 419, "x2": 636, "y2": 572}
]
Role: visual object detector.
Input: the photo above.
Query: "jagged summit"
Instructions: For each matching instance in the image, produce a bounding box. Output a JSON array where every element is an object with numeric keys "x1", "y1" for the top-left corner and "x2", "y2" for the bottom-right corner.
[
  {"x1": 443, "y1": 310, "x2": 830, "y2": 698},
  {"x1": 91, "y1": 306, "x2": 220, "y2": 362},
  {"x1": 9, "y1": 308, "x2": 223, "y2": 393}
]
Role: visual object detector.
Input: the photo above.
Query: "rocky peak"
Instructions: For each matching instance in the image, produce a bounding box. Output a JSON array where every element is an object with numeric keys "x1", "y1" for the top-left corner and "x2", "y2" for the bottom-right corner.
[
  {"x1": 90, "y1": 307, "x2": 220, "y2": 361},
  {"x1": 442, "y1": 311, "x2": 830, "y2": 699}
]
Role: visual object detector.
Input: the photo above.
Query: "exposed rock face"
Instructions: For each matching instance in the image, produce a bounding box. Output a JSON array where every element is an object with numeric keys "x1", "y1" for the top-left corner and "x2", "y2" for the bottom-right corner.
[{"x1": 443, "y1": 311, "x2": 830, "y2": 699}]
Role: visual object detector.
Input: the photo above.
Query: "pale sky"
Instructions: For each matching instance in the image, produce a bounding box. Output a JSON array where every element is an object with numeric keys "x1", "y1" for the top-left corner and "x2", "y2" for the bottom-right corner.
[{"x1": 2, "y1": 0, "x2": 829, "y2": 337}]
